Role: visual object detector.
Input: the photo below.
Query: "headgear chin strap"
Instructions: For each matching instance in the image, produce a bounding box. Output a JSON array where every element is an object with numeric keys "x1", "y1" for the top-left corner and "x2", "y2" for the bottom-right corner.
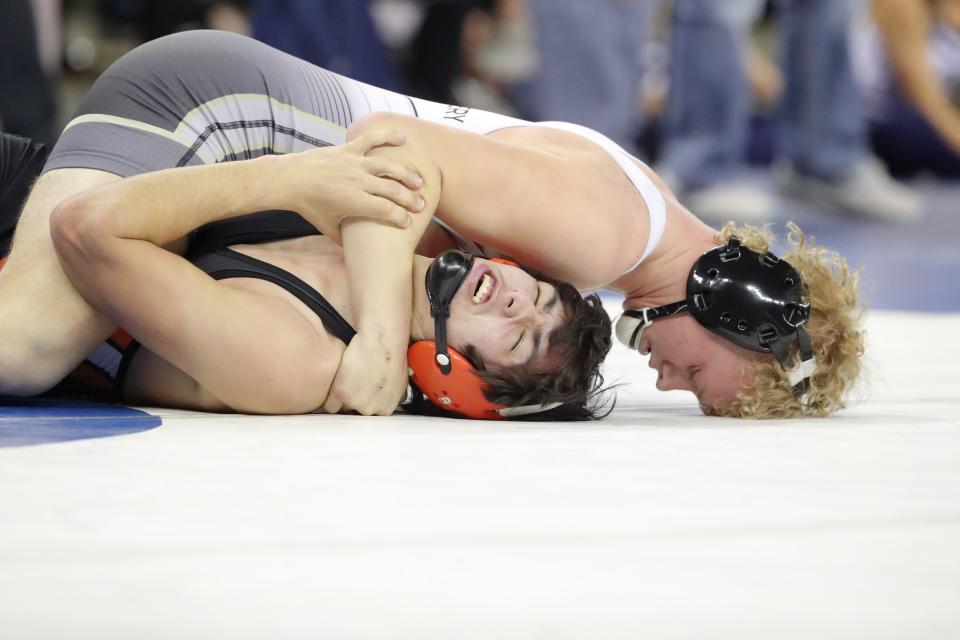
[
  {"x1": 407, "y1": 250, "x2": 563, "y2": 420},
  {"x1": 422, "y1": 250, "x2": 474, "y2": 374},
  {"x1": 615, "y1": 237, "x2": 817, "y2": 395}
]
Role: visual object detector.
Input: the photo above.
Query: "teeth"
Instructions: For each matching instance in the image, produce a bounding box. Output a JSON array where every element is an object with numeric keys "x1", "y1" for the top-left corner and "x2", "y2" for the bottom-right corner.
[{"x1": 472, "y1": 274, "x2": 493, "y2": 304}]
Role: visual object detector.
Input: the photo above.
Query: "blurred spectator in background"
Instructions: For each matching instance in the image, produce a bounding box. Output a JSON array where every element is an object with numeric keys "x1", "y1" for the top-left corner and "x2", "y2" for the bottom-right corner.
[
  {"x1": 658, "y1": 0, "x2": 920, "y2": 223},
  {"x1": 252, "y1": 0, "x2": 399, "y2": 90},
  {"x1": 99, "y1": 0, "x2": 250, "y2": 40},
  {"x1": 404, "y1": 0, "x2": 537, "y2": 116},
  {"x1": 0, "y1": 0, "x2": 59, "y2": 147},
  {"x1": 855, "y1": 0, "x2": 960, "y2": 178},
  {"x1": 514, "y1": 0, "x2": 648, "y2": 154}
]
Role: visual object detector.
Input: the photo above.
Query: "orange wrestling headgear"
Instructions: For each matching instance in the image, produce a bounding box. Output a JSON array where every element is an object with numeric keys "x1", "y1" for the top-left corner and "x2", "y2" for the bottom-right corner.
[{"x1": 407, "y1": 251, "x2": 561, "y2": 420}]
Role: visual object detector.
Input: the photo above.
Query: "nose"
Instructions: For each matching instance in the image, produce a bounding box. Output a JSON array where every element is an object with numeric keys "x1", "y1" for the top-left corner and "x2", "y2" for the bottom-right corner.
[
  {"x1": 503, "y1": 290, "x2": 532, "y2": 319},
  {"x1": 503, "y1": 291, "x2": 547, "y2": 334},
  {"x1": 654, "y1": 362, "x2": 693, "y2": 392}
]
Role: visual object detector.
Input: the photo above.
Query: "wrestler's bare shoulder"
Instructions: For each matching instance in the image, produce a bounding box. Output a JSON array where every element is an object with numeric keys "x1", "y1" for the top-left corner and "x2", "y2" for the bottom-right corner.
[
  {"x1": 487, "y1": 125, "x2": 609, "y2": 158},
  {"x1": 486, "y1": 125, "x2": 655, "y2": 209}
]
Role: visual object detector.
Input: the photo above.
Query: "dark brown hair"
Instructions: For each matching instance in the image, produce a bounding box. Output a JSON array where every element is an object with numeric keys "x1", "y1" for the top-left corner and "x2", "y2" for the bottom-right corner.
[{"x1": 407, "y1": 269, "x2": 615, "y2": 421}]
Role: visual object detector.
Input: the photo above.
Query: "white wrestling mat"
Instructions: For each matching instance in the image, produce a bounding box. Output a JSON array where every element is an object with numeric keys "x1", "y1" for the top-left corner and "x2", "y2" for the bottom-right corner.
[{"x1": 1, "y1": 302, "x2": 958, "y2": 639}]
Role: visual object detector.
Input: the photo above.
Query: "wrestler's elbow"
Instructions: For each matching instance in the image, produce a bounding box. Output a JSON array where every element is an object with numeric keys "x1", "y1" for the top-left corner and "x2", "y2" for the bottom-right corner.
[{"x1": 348, "y1": 113, "x2": 442, "y2": 209}]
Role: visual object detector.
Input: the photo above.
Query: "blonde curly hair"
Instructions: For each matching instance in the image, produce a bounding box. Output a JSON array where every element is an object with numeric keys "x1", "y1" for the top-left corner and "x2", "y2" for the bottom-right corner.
[{"x1": 707, "y1": 222, "x2": 865, "y2": 419}]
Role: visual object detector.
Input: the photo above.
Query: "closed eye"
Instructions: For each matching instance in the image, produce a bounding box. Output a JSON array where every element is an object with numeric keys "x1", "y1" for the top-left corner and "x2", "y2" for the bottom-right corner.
[{"x1": 511, "y1": 284, "x2": 540, "y2": 352}]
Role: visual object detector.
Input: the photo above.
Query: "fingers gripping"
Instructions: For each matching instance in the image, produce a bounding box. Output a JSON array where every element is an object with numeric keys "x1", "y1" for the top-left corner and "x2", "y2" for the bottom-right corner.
[
  {"x1": 350, "y1": 130, "x2": 426, "y2": 226},
  {"x1": 363, "y1": 156, "x2": 424, "y2": 190},
  {"x1": 364, "y1": 173, "x2": 424, "y2": 214}
]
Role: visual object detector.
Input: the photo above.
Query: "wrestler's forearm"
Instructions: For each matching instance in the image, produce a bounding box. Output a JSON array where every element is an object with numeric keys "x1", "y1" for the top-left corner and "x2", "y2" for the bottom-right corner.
[
  {"x1": 341, "y1": 221, "x2": 417, "y2": 346},
  {"x1": 52, "y1": 156, "x2": 284, "y2": 247},
  {"x1": 338, "y1": 117, "x2": 442, "y2": 335},
  {"x1": 340, "y1": 160, "x2": 440, "y2": 339}
]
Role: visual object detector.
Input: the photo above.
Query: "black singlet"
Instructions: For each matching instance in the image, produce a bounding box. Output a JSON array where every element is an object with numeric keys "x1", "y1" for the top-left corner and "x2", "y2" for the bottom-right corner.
[
  {"x1": 188, "y1": 210, "x2": 356, "y2": 344},
  {"x1": 191, "y1": 246, "x2": 356, "y2": 345}
]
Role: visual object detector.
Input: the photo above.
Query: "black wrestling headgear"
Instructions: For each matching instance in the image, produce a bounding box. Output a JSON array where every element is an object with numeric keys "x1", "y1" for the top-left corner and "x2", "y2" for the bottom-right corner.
[{"x1": 615, "y1": 237, "x2": 817, "y2": 393}]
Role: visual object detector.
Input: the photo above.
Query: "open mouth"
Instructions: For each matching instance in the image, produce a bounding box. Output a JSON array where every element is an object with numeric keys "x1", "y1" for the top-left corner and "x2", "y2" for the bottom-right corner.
[{"x1": 472, "y1": 268, "x2": 496, "y2": 305}]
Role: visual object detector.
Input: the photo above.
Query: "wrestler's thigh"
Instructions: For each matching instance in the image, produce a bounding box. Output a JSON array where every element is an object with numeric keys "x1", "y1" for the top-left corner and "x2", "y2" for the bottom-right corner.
[{"x1": 0, "y1": 168, "x2": 121, "y2": 391}]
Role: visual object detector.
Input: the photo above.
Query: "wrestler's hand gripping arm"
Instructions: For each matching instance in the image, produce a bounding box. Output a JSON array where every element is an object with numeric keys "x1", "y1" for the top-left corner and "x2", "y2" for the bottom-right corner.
[
  {"x1": 274, "y1": 130, "x2": 429, "y2": 240},
  {"x1": 321, "y1": 123, "x2": 442, "y2": 416}
]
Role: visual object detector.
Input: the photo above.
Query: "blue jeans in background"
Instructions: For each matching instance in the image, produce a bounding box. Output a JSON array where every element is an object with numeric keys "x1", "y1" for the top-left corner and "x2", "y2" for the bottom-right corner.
[
  {"x1": 662, "y1": 0, "x2": 868, "y2": 189},
  {"x1": 251, "y1": 0, "x2": 400, "y2": 91},
  {"x1": 514, "y1": 0, "x2": 649, "y2": 154}
]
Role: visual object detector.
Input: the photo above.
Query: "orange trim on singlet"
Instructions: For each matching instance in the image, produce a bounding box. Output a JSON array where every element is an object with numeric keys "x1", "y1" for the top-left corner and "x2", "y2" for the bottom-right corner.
[
  {"x1": 0, "y1": 256, "x2": 8, "y2": 270},
  {"x1": 109, "y1": 329, "x2": 133, "y2": 349}
]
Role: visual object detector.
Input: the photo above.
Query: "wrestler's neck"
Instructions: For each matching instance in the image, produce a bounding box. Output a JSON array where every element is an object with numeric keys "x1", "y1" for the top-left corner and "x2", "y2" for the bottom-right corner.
[
  {"x1": 409, "y1": 256, "x2": 435, "y2": 342},
  {"x1": 617, "y1": 212, "x2": 717, "y2": 310}
]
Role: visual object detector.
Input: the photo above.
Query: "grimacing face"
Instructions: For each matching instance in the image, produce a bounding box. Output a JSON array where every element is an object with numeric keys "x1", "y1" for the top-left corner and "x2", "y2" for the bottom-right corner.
[
  {"x1": 637, "y1": 314, "x2": 773, "y2": 412},
  {"x1": 445, "y1": 258, "x2": 565, "y2": 373}
]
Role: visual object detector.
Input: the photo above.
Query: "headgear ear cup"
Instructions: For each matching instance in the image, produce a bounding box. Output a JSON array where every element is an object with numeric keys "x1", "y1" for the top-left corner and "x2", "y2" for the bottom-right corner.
[{"x1": 407, "y1": 341, "x2": 507, "y2": 419}]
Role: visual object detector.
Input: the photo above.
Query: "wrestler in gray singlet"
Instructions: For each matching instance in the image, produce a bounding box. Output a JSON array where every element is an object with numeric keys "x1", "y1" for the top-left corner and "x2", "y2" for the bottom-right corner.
[{"x1": 46, "y1": 29, "x2": 665, "y2": 264}]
